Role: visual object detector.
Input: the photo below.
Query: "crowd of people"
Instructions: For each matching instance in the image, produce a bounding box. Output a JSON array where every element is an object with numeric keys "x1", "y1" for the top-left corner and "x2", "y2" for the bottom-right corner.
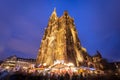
[
  {"x1": 0, "y1": 65, "x2": 120, "y2": 80},
  {"x1": 0, "y1": 70, "x2": 120, "y2": 80}
]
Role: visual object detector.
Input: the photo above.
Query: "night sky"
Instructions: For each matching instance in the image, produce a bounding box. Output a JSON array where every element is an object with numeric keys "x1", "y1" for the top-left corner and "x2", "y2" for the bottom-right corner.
[{"x1": 0, "y1": 0, "x2": 120, "y2": 62}]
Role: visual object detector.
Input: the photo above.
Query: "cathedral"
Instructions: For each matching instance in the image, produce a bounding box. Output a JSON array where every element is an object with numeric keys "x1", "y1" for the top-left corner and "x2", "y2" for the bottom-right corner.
[{"x1": 36, "y1": 9, "x2": 104, "y2": 69}]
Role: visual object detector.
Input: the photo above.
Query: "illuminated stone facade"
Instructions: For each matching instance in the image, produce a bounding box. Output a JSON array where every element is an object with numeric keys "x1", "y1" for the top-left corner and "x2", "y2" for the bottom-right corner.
[
  {"x1": 36, "y1": 9, "x2": 90, "y2": 66},
  {"x1": 1, "y1": 55, "x2": 36, "y2": 69}
]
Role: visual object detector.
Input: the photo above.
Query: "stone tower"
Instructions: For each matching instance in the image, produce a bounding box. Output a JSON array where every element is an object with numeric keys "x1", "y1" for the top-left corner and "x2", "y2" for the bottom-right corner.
[{"x1": 36, "y1": 9, "x2": 89, "y2": 66}]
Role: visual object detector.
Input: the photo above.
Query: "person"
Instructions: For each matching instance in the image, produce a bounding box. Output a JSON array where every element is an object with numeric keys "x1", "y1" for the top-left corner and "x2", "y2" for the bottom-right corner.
[
  {"x1": 79, "y1": 72, "x2": 83, "y2": 80},
  {"x1": 50, "y1": 72, "x2": 57, "y2": 80},
  {"x1": 72, "y1": 73, "x2": 76, "y2": 80},
  {"x1": 59, "y1": 74, "x2": 64, "y2": 80},
  {"x1": 64, "y1": 72, "x2": 70, "y2": 80}
]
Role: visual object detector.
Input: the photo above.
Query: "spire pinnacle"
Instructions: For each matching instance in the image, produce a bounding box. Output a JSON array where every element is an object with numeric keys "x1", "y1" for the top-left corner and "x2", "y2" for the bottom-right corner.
[
  {"x1": 54, "y1": 7, "x2": 56, "y2": 12},
  {"x1": 50, "y1": 7, "x2": 58, "y2": 21},
  {"x1": 52, "y1": 7, "x2": 57, "y2": 16}
]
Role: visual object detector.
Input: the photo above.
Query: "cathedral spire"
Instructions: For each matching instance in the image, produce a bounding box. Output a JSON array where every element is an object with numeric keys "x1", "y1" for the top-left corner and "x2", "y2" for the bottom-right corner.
[
  {"x1": 53, "y1": 7, "x2": 56, "y2": 14},
  {"x1": 37, "y1": 10, "x2": 88, "y2": 66},
  {"x1": 49, "y1": 8, "x2": 58, "y2": 22}
]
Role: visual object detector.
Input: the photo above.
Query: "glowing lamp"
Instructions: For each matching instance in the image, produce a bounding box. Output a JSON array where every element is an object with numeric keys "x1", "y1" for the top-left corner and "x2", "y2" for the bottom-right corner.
[
  {"x1": 6, "y1": 66, "x2": 10, "y2": 69},
  {"x1": 43, "y1": 63, "x2": 47, "y2": 66},
  {"x1": 68, "y1": 63, "x2": 74, "y2": 67}
]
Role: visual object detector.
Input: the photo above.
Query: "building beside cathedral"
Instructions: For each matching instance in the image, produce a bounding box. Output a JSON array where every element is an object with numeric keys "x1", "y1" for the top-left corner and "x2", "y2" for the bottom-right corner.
[
  {"x1": 1, "y1": 55, "x2": 36, "y2": 70},
  {"x1": 36, "y1": 9, "x2": 105, "y2": 70}
]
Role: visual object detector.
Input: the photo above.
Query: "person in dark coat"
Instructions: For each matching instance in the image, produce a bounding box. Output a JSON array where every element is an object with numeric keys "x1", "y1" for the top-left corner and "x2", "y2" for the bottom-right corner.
[{"x1": 64, "y1": 72, "x2": 70, "y2": 80}]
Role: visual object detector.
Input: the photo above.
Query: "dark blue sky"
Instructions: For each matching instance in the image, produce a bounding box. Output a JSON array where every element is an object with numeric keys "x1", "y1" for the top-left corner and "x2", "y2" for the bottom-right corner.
[{"x1": 0, "y1": 0, "x2": 120, "y2": 61}]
